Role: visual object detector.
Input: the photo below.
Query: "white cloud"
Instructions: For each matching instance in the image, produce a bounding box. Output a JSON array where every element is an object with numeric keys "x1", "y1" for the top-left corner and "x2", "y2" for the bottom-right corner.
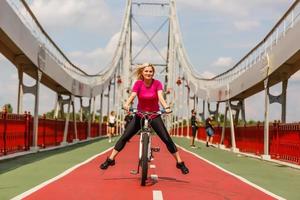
[
  {"x1": 177, "y1": 0, "x2": 293, "y2": 18},
  {"x1": 200, "y1": 71, "x2": 216, "y2": 79},
  {"x1": 68, "y1": 33, "x2": 120, "y2": 74},
  {"x1": 67, "y1": 29, "x2": 167, "y2": 74},
  {"x1": 177, "y1": 0, "x2": 248, "y2": 17},
  {"x1": 29, "y1": 0, "x2": 116, "y2": 33},
  {"x1": 234, "y1": 20, "x2": 260, "y2": 31},
  {"x1": 212, "y1": 57, "x2": 234, "y2": 68}
]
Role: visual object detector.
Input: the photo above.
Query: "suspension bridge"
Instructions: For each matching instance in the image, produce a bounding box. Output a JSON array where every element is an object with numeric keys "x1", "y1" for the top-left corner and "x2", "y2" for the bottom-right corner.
[{"x1": 1, "y1": 0, "x2": 300, "y2": 199}]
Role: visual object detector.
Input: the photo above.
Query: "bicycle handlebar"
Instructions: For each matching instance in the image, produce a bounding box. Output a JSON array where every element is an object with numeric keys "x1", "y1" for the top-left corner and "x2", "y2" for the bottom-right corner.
[{"x1": 122, "y1": 108, "x2": 172, "y2": 118}]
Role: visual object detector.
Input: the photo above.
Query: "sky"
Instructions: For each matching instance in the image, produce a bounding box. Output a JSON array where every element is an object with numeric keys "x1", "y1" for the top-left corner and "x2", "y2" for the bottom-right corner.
[{"x1": 0, "y1": 0, "x2": 299, "y2": 122}]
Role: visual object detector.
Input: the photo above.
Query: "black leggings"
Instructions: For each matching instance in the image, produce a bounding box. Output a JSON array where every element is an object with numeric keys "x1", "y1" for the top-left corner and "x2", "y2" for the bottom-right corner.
[
  {"x1": 192, "y1": 125, "x2": 198, "y2": 137},
  {"x1": 114, "y1": 115, "x2": 178, "y2": 154}
]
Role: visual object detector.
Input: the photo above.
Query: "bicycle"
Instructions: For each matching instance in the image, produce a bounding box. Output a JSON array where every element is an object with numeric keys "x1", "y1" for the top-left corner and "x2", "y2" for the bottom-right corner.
[{"x1": 128, "y1": 109, "x2": 166, "y2": 186}]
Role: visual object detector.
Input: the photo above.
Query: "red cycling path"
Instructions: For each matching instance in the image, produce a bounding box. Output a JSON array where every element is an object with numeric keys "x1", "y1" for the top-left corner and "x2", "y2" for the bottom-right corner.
[{"x1": 20, "y1": 136, "x2": 281, "y2": 200}]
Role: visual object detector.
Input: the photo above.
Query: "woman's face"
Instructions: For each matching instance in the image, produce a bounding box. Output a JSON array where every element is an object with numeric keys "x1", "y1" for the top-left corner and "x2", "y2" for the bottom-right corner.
[{"x1": 142, "y1": 66, "x2": 154, "y2": 80}]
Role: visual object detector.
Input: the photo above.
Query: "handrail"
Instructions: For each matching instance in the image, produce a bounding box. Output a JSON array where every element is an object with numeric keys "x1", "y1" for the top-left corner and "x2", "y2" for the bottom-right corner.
[
  {"x1": 212, "y1": 0, "x2": 300, "y2": 80},
  {"x1": 172, "y1": 0, "x2": 300, "y2": 87},
  {"x1": 6, "y1": 0, "x2": 131, "y2": 84},
  {"x1": 20, "y1": 0, "x2": 89, "y2": 76}
]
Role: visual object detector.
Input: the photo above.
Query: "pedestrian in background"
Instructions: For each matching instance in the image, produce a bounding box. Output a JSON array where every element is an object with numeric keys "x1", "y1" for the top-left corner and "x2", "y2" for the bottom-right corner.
[
  {"x1": 107, "y1": 111, "x2": 116, "y2": 143},
  {"x1": 190, "y1": 109, "x2": 199, "y2": 148},
  {"x1": 205, "y1": 115, "x2": 215, "y2": 147}
]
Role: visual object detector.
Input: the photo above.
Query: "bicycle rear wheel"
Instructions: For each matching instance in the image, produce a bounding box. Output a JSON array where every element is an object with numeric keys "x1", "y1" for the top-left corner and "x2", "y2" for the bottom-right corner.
[{"x1": 141, "y1": 132, "x2": 149, "y2": 186}]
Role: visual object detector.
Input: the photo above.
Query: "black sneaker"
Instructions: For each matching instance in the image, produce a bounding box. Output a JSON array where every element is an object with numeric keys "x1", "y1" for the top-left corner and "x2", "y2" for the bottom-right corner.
[
  {"x1": 206, "y1": 142, "x2": 209, "y2": 147},
  {"x1": 100, "y1": 158, "x2": 115, "y2": 170},
  {"x1": 176, "y1": 162, "x2": 189, "y2": 174}
]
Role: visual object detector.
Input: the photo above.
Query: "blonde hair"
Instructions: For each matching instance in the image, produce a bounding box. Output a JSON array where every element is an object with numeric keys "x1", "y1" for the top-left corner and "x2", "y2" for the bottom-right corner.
[{"x1": 133, "y1": 63, "x2": 155, "y2": 80}]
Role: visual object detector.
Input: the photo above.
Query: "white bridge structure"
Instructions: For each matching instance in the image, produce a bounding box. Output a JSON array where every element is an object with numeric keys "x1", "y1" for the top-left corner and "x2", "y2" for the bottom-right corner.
[{"x1": 0, "y1": 0, "x2": 300, "y2": 158}]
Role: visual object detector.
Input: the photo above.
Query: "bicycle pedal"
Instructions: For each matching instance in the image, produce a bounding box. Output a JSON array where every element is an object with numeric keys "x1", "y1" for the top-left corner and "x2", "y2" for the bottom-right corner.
[{"x1": 151, "y1": 147, "x2": 160, "y2": 152}]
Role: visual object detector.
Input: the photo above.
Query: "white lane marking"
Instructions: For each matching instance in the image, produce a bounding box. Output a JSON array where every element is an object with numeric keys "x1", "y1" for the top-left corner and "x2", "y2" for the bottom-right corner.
[
  {"x1": 150, "y1": 174, "x2": 158, "y2": 181},
  {"x1": 153, "y1": 190, "x2": 163, "y2": 200},
  {"x1": 12, "y1": 147, "x2": 114, "y2": 200},
  {"x1": 176, "y1": 144, "x2": 286, "y2": 200},
  {"x1": 150, "y1": 164, "x2": 156, "y2": 168}
]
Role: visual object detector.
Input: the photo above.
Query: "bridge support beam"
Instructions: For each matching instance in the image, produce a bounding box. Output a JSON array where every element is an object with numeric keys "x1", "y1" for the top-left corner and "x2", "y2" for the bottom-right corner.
[
  {"x1": 62, "y1": 96, "x2": 71, "y2": 145},
  {"x1": 281, "y1": 80, "x2": 288, "y2": 123},
  {"x1": 267, "y1": 80, "x2": 288, "y2": 123},
  {"x1": 228, "y1": 100, "x2": 239, "y2": 152},
  {"x1": 54, "y1": 94, "x2": 69, "y2": 119},
  {"x1": 17, "y1": 68, "x2": 23, "y2": 114},
  {"x1": 220, "y1": 103, "x2": 227, "y2": 148},
  {"x1": 80, "y1": 97, "x2": 92, "y2": 139},
  {"x1": 91, "y1": 97, "x2": 96, "y2": 123},
  {"x1": 263, "y1": 79, "x2": 271, "y2": 160},
  {"x1": 229, "y1": 100, "x2": 246, "y2": 126},
  {"x1": 207, "y1": 102, "x2": 219, "y2": 121},
  {"x1": 60, "y1": 95, "x2": 78, "y2": 145},
  {"x1": 220, "y1": 100, "x2": 239, "y2": 152},
  {"x1": 107, "y1": 82, "x2": 111, "y2": 119},
  {"x1": 32, "y1": 70, "x2": 42, "y2": 151},
  {"x1": 17, "y1": 68, "x2": 42, "y2": 151},
  {"x1": 186, "y1": 85, "x2": 190, "y2": 138},
  {"x1": 98, "y1": 92, "x2": 104, "y2": 136},
  {"x1": 262, "y1": 79, "x2": 289, "y2": 159},
  {"x1": 198, "y1": 100, "x2": 205, "y2": 122},
  {"x1": 72, "y1": 96, "x2": 78, "y2": 142}
]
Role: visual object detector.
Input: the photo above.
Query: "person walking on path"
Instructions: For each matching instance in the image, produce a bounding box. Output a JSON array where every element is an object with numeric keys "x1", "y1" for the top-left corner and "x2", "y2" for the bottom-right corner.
[
  {"x1": 107, "y1": 111, "x2": 116, "y2": 143},
  {"x1": 190, "y1": 109, "x2": 199, "y2": 148},
  {"x1": 205, "y1": 115, "x2": 215, "y2": 147}
]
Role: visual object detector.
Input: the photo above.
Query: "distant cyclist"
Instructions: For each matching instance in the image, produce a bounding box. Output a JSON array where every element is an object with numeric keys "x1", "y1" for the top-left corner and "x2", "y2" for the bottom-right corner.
[{"x1": 100, "y1": 63, "x2": 189, "y2": 174}]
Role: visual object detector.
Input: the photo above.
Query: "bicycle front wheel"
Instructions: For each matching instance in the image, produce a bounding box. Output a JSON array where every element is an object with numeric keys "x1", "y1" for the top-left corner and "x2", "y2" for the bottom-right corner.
[{"x1": 141, "y1": 133, "x2": 149, "y2": 186}]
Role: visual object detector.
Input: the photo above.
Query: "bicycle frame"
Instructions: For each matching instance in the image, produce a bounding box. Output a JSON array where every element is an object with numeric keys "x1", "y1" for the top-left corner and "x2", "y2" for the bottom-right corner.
[
  {"x1": 138, "y1": 116, "x2": 152, "y2": 161},
  {"x1": 128, "y1": 109, "x2": 164, "y2": 186}
]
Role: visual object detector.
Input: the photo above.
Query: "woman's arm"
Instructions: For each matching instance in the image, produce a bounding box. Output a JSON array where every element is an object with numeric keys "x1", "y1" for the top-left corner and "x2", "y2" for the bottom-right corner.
[
  {"x1": 123, "y1": 92, "x2": 137, "y2": 111},
  {"x1": 157, "y1": 90, "x2": 171, "y2": 113}
]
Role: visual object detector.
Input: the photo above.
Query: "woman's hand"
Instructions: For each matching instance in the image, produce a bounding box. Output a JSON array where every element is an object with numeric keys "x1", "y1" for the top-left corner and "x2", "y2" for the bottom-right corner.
[
  {"x1": 123, "y1": 92, "x2": 136, "y2": 112},
  {"x1": 123, "y1": 104, "x2": 130, "y2": 112},
  {"x1": 165, "y1": 107, "x2": 172, "y2": 113}
]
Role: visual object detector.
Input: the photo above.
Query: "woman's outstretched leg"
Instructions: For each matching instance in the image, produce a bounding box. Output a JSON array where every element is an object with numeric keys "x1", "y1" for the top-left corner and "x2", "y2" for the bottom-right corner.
[
  {"x1": 151, "y1": 116, "x2": 189, "y2": 174},
  {"x1": 100, "y1": 116, "x2": 142, "y2": 170}
]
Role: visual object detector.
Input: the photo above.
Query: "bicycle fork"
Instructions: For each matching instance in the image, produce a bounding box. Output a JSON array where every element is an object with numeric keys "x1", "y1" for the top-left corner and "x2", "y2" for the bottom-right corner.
[
  {"x1": 131, "y1": 132, "x2": 160, "y2": 175},
  {"x1": 136, "y1": 132, "x2": 150, "y2": 174}
]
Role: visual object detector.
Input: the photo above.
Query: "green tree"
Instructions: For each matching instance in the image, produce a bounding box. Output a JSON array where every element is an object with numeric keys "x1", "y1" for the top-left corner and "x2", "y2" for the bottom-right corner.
[
  {"x1": 44, "y1": 109, "x2": 55, "y2": 119},
  {"x1": 3, "y1": 104, "x2": 13, "y2": 113},
  {"x1": 219, "y1": 114, "x2": 224, "y2": 123}
]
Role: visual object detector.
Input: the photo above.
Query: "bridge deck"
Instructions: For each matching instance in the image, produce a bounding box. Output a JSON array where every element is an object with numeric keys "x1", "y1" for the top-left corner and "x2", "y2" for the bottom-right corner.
[{"x1": 0, "y1": 136, "x2": 299, "y2": 200}]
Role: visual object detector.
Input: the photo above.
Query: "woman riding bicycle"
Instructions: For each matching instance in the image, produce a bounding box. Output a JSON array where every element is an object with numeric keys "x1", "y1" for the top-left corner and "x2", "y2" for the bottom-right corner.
[{"x1": 100, "y1": 63, "x2": 189, "y2": 174}]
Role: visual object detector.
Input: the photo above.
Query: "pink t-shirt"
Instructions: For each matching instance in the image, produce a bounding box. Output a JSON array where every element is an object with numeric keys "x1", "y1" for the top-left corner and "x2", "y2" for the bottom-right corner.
[{"x1": 132, "y1": 79, "x2": 163, "y2": 112}]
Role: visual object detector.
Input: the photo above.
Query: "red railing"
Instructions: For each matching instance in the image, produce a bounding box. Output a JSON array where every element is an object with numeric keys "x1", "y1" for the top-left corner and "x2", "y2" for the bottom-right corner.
[
  {"x1": 171, "y1": 122, "x2": 300, "y2": 165},
  {"x1": 2, "y1": 111, "x2": 299, "y2": 165},
  {"x1": 0, "y1": 112, "x2": 108, "y2": 156}
]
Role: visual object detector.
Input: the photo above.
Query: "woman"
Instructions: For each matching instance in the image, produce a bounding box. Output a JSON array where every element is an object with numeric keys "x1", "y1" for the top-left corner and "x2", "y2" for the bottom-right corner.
[
  {"x1": 100, "y1": 63, "x2": 189, "y2": 174},
  {"x1": 107, "y1": 111, "x2": 116, "y2": 143},
  {"x1": 205, "y1": 115, "x2": 215, "y2": 147}
]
